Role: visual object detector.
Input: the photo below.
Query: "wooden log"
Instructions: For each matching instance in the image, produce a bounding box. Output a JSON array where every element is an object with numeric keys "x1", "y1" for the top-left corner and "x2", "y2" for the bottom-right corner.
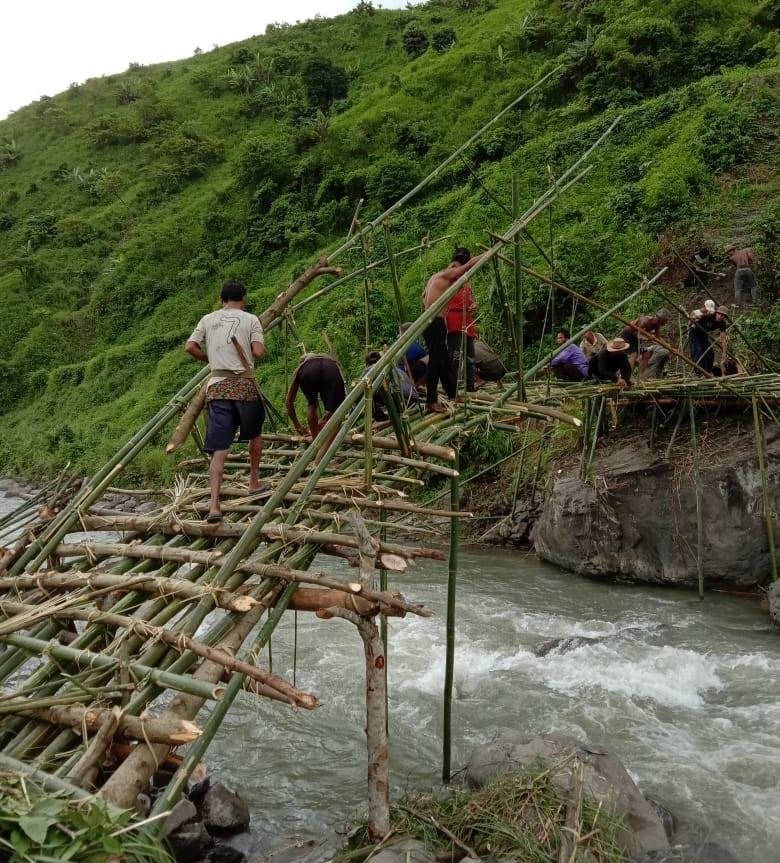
[
  {"x1": 288, "y1": 588, "x2": 405, "y2": 618},
  {"x1": 0, "y1": 599, "x2": 318, "y2": 710},
  {"x1": 67, "y1": 705, "x2": 121, "y2": 789},
  {"x1": 38, "y1": 703, "x2": 202, "y2": 745},
  {"x1": 322, "y1": 544, "x2": 408, "y2": 573},
  {"x1": 63, "y1": 522, "x2": 443, "y2": 562},
  {"x1": 0, "y1": 571, "x2": 257, "y2": 613},
  {"x1": 166, "y1": 384, "x2": 208, "y2": 454},
  {"x1": 347, "y1": 432, "x2": 456, "y2": 462}
]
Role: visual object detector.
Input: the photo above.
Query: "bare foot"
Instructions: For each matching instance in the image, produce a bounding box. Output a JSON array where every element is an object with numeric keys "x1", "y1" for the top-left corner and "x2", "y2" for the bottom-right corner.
[{"x1": 425, "y1": 402, "x2": 447, "y2": 414}]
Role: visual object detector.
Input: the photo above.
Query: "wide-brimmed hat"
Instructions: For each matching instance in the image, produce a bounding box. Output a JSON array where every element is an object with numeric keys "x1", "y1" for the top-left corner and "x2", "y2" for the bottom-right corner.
[
  {"x1": 725, "y1": 243, "x2": 737, "y2": 253},
  {"x1": 717, "y1": 305, "x2": 729, "y2": 315},
  {"x1": 606, "y1": 338, "x2": 630, "y2": 352}
]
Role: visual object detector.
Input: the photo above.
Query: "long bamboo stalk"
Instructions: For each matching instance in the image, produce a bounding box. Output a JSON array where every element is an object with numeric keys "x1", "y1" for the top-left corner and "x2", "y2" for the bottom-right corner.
[
  {"x1": 688, "y1": 397, "x2": 705, "y2": 600},
  {"x1": 752, "y1": 397, "x2": 778, "y2": 582},
  {"x1": 442, "y1": 453, "x2": 459, "y2": 784}
]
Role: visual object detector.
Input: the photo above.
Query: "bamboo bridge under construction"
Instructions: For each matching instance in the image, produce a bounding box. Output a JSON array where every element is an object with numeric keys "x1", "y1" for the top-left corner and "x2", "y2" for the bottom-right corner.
[{"x1": 1, "y1": 76, "x2": 778, "y2": 844}]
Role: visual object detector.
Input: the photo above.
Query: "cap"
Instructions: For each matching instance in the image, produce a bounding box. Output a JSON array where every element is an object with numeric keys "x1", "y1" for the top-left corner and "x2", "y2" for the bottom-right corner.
[
  {"x1": 655, "y1": 308, "x2": 672, "y2": 322},
  {"x1": 704, "y1": 299, "x2": 716, "y2": 313}
]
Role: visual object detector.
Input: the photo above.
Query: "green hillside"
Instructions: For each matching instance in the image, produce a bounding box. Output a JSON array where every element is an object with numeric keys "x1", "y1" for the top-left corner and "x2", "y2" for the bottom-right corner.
[{"x1": 1, "y1": 0, "x2": 778, "y2": 480}]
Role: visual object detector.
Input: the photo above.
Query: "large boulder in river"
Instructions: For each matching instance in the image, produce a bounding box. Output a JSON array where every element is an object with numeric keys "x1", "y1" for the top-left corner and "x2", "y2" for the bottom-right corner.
[
  {"x1": 462, "y1": 731, "x2": 669, "y2": 857},
  {"x1": 533, "y1": 432, "x2": 780, "y2": 589},
  {"x1": 201, "y1": 782, "x2": 250, "y2": 834}
]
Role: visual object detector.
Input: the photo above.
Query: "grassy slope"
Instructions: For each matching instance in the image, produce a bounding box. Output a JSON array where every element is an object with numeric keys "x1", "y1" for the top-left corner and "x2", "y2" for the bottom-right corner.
[{"x1": 0, "y1": 0, "x2": 778, "y2": 480}]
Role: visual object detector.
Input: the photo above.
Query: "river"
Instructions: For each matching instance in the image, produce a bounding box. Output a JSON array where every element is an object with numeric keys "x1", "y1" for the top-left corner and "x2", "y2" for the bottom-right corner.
[
  {"x1": 2, "y1": 490, "x2": 778, "y2": 861},
  {"x1": 204, "y1": 547, "x2": 779, "y2": 862}
]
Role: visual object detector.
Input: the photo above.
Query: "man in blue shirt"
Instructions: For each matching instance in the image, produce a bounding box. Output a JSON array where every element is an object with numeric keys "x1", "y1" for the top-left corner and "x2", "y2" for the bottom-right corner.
[{"x1": 550, "y1": 329, "x2": 589, "y2": 381}]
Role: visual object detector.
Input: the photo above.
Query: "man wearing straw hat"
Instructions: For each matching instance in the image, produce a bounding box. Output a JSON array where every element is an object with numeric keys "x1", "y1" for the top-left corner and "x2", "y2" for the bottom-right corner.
[
  {"x1": 186, "y1": 279, "x2": 269, "y2": 523},
  {"x1": 588, "y1": 337, "x2": 633, "y2": 387}
]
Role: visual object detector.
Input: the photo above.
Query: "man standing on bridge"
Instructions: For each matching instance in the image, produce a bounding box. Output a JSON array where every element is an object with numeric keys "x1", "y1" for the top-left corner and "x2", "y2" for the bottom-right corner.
[
  {"x1": 186, "y1": 279, "x2": 268, "y2": 523},
  {"x1": 422, "y1": 247, "x2": 486, "y2": 413}
]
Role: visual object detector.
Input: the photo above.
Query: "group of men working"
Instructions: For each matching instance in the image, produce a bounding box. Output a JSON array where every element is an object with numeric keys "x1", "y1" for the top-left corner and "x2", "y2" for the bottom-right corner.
[
  {"x1": 184, "y1": 249, "x2": 501, "y2": 521},
  {"x1": 185, "y1": 243, "x2": 756, "y2": 520}
]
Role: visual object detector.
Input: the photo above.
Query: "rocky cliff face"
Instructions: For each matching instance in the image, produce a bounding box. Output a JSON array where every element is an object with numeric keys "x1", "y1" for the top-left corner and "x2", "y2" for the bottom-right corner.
[{"x1": 532, "y1": 428, "x2": 780, "y2": 590}]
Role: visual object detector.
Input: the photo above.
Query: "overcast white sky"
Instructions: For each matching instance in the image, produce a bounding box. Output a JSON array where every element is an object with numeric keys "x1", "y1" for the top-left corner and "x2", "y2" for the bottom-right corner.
[{"x1": 0, "y1": 0, "x2": 416, "y2": 119}]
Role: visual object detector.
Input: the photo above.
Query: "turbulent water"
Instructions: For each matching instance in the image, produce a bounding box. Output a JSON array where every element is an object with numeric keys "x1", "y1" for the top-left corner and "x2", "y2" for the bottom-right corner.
[
  {"x1": 204, "y1": 548, "x2": 780, "y2": 863},
  {"x1": 2, "y1": 488, "x2": 777, "y2": 861}
]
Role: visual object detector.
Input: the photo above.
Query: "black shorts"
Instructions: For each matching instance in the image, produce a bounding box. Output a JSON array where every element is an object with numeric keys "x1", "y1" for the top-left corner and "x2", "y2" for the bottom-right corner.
[
  {"x1": 622, "y1": 330, "x2": 639, "y2": 355},
  {"x1": 297, "y1": 357, "x2": 346, "y2": 413},
  {"x1": 204, "y1": 399, "x2": 265, "y2": 453}
]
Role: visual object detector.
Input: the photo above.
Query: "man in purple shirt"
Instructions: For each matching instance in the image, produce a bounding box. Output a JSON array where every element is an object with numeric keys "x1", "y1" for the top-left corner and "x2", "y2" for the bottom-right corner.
[{"x1": 550, "y1": 329, "x2": 589, "y2": 381}]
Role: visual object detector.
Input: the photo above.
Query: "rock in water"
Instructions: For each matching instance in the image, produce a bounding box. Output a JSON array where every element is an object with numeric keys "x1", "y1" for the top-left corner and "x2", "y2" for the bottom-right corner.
[
  {"x1": 201, "y1": 782, "x2": 250, "y2": 834},
  {"x1": 533, "y1": 437, "x2": 780, "y2": 589},
  {"x1": 168, "y1": 821, "x2": 213, "y2": 863},
  {"x1": 462, "y1": 731, "x2": 669, "y2": 857},
  {"x1": 768, "y1": 580, "x2": 780, "y2": 628},
  {"x1": 631, "y1": 843, "x2": 741, "y2": 863}
]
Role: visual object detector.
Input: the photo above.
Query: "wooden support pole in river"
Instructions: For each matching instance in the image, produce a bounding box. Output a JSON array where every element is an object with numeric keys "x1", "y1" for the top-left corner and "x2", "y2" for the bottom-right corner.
[
  {"x1": 512, "y1": 175, "x2": 526, "y2": 402},
  {"x1": 752, "y1": 396, "x2": 778, "y2": 581},
  {"x1": 688, "y1": 397, "x2": 705, "y2": 600},
  {"x1": 442, "y1": 450, "x2": 460, "y2": 783}
]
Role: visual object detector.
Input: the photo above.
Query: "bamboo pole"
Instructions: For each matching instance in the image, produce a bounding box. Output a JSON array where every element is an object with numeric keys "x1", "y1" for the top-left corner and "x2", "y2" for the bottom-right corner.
[
  {"x1": 752, "y1": 396, "x2": 778, "y2": 581},
  {"x1": 383, "y1": 223, "x2": 406, "y2": 324},
  {"x1": 688, "y1": 397, "x2": 705, "y2": 600},
  {"x1": 512, "y1": 176, "x2": 525, "y2": 401},
  {"x1": 442, "y1": 452, "x2": 460, "y2": 784}
]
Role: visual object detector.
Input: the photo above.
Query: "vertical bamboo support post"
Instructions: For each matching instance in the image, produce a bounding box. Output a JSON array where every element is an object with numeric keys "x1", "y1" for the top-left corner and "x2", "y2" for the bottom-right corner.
[
  {"x1": 579, "y1": 397, "x2": 592, "y2": 481},
  {"x1": 529, "y1": 423, "x2": 548, "y2": 507},
  {"x1": 649, "y1": 404, "x2": 658, "y2": 449},
  {"x1": 512, "y1": 176, "x2": 526, "y2": 401},
  {"x1": 752, "y1": 396, "x2": 778, "y2": 581},
  {"x1": 688, "y1": 397, "x2": 705, "y2": 600},
  {"x1": 510, "y1": 424, "x2": 530, "y2": 516},
  {"x1": 442, "y1": 450, "x2": 460, "y2": 783},
  {"x1": 490, "y1": 257, "x2": 518, "y2": 355},
  {"x1": 585, "y1": 397, "x2": 605, "y2": 477},
  {"x1": 383, "y1": 223, "x2": 405, "y2": 325},
  {"x1": 665, "y1": 403, "x2": 685, "y2": 460},
  {"x1": 364, "y1": 381, "x2": 374, "y2": 492},
  {"x1": 379, "y1": 505, "x2": 389, "y2": 734},
  {"x1": 360, "y1": 236, "x2": 371, "y2": 352}
]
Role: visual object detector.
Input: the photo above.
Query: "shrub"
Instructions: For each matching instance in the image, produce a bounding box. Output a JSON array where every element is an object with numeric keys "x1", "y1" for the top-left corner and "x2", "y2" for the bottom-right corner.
[
  {"x1": 365, "y1": 154, "x2": 421, "y2": 210},
  {"x1": 149, "y1": 125, "x2": 222, "y2": 193},
  {"x1": 697, "y1": 102, "x2": 756, "y2": 173},
  {"x1": 236, "y1": 135, "x2": 294, "y2": 190},
  {"x1": 432, "y1": 28, "x2": 456, "y2": 53},
  {"x1": 402, "y1": 22, "x2": 429, "y2": 59},
  {"x1": 301, "y1": 56, "x2": 349, "y2": 110}
]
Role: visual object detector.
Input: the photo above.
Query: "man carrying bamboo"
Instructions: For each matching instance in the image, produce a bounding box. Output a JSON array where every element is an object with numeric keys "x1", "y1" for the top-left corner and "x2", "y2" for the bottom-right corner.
[
  {"x1": 186, "y1": 279, "x2": 268, "y2": 523},
  {"x1": 422, "y1": 247, "x2": 486, "y2": 413}
]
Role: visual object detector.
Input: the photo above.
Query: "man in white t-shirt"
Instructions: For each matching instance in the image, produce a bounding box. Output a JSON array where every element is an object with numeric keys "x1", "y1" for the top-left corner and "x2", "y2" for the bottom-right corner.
[{"x1": 186, "y1": 280, "x2": 268, "y2": 522}]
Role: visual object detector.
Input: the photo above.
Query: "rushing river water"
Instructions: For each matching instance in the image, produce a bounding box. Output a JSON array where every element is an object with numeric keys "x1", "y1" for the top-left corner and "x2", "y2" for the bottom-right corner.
[
  {"x1": 2, "y1": 490, "x2": 777, "y2": 861},
  {"x1": 203, "y1": 547, "x2": 779, "y2": 862}
]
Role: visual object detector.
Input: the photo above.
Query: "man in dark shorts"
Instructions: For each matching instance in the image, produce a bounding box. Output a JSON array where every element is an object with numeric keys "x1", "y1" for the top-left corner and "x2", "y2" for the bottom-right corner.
[
  {"x1": 285, "y1": 353, "x2": 347, "y2": 463},
  {"x1": 422, "y1": 247, "x2": 486, "y2": 413},
  {"x1": 186, "y1": 279, "x2": 268, "y2": 522}
]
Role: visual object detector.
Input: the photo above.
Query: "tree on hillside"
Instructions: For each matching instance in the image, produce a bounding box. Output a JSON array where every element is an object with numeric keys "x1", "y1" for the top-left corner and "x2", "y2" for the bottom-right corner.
[{"x1": 302, "y1": 56, "x2": 349, "y2": 110}]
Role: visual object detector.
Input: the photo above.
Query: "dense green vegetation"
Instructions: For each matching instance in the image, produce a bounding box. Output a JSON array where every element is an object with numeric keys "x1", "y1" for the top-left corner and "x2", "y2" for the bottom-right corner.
[{"x1": 0, "y1": 0, "x2": 778, "y2": 479}]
